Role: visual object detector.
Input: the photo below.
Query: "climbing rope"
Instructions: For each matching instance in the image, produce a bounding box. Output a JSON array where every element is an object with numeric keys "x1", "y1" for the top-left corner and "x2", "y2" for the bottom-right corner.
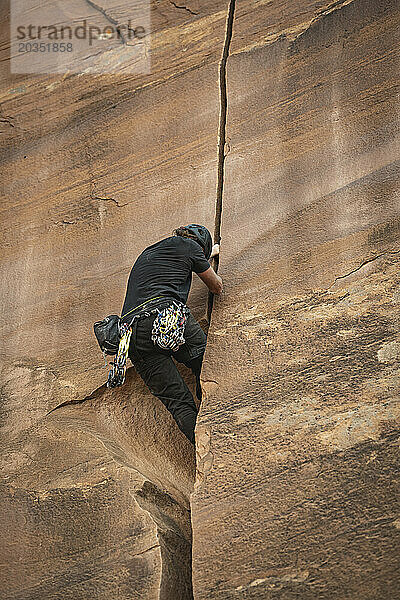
[
  {"x1": 151, "y1": 302, "x2": 189, "y2": 351},
  {"x1": 107, "y1": 322, "x2": 132, "y2": 388}
]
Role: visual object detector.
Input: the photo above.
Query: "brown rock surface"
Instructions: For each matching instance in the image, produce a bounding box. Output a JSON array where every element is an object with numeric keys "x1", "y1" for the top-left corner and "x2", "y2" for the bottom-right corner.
[
  {"x1": 0, "y1": 1, "x2": 232, "y2": 598},
  {"x1": 1, "y1": 366, "x2": 196, "y2": 599},
  {"x1": 192, "y1": 0, "x2": 400, "y2": 598},
  {"x1": 1, "y1": 0, "x2": 400, "y2": 598},
  {"x1": 0, "y1": 0, "x2": 229, "y2": 397}
]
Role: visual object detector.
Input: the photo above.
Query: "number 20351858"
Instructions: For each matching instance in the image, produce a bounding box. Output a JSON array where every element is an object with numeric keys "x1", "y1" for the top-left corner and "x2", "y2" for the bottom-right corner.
[{"x1": 18, "y1": 42, "x2": 73, "y2": 52}]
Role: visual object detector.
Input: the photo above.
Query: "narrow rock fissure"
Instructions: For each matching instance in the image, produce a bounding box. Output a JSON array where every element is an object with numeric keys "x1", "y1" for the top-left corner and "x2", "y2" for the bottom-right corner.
[
  {"x1": 190, "y1": 0, "x2": 237, "y2": 596},
  {"x1": 45, "y1": 389, "x2": 100, "y2": 416},
  {"x1": 44, "y1": 4, "x2": 238, "y2": 597},
  {"x1": 169, "y1": 1, "x2": 199, "y2": 16},
  {"x1": 326, "y1": 249, "x2": 400, "y2": 288},
  {"x1": 207, "y1": 0, "x2": 236, "y2": 322},
  {"x1": 190, "y1": 2, "x2": 237, "y2": 596}
]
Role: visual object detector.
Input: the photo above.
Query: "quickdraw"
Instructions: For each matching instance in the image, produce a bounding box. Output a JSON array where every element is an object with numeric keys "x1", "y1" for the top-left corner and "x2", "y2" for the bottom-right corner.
[
  {"x1": 151, "y1": 302, "x2": 189, "y2": 351},
  {"x1": 107, "y1": 322, "x2": 132, "y2": 388}
]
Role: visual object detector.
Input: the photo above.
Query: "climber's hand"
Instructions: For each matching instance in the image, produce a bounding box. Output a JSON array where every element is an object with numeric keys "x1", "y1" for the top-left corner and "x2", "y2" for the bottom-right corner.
[{"x1": 210, "y1": 243, "x2": 220, "y2": 258}]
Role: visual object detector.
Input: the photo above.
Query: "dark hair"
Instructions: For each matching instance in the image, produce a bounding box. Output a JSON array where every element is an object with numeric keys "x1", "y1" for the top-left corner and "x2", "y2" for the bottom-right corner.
[
  {"x1": 173, "y1": 227, "x2": 199, "y2": 242},
  {"x1": 173, "y1": 224, "x2": 213, "y2": 259}
]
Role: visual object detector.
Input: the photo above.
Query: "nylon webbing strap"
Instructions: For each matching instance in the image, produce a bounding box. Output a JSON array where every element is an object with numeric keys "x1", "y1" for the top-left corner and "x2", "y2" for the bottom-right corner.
[{"x1": 121, "y1": 296, "x2": 164, "y2": 320}]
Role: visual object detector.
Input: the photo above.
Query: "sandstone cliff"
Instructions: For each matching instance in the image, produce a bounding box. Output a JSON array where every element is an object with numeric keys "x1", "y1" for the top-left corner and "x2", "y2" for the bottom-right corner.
[{"x1": 1, "y1": 1, "x2": 399, "y2": 599}]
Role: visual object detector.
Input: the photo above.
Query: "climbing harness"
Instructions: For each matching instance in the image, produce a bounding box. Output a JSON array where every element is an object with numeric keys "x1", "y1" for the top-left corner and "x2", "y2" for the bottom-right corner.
[
  {"x1": 107, "y1": 321, "x2": 132, "y2": 388},
  {"x1": 151, "y1": 302, "x2": 189, "y2": 351},
  {"x1": 94, "y1": 297, "x2": 189, "y2": 387},
  {"x1": 121, "y1": 296, "x2": 165, "y2": 321}
]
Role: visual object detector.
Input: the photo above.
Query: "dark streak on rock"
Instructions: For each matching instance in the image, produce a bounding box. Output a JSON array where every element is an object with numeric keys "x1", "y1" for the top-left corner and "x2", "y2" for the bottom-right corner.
[
  {"x1": 45, "y1": 396, "x2": 91, "y2": 416},
  {"x1": 168, "y1": 1, "x2": 198, "y2": 16},
  {"x1": 45, "y1": 383, "x2": 106, "y2": 416},
  {"x1": 92, "y1": 195, "x2": 121, "y2": 206},
  {"x1": 0, "y1": 105, "x2": 15, "y2": 128},
  {"x1": 89, "y1": 179, "x2": 125, "y2": 207},
  {"x1": 133, "y1": 543, "x2": 161, "y2": 556},
  {"x1": 0, "y1": 117, "x2": 15, "y2": 128},
  {"x1": 207, "y1": 0, "x2": 236, "y2": 322},
  {"x1": 53, "y1": 219, "x2": 78, "y2": 227},
  {"x1": 84, "y1": 0, "x2": 126, "y2": 45},
  {"x1": 327, "y1": 249, "x2": 400, "y2": 289}
]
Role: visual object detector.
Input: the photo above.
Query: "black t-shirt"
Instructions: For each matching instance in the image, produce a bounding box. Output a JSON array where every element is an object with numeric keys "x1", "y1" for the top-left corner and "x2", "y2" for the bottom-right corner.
[{"x1": 121, "y1": 236, "x2": 210, "y2": 320}]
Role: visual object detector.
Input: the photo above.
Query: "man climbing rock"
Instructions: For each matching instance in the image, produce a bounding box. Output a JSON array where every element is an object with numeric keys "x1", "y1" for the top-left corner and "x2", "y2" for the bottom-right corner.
[{"x1": 120, "y1": 224, "x2": 222, "y2": 445}]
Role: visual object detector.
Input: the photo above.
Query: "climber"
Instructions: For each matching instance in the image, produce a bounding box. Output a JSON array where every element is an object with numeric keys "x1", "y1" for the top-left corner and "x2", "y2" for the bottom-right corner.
[{"x1": 120, "y1": 224, "x2": 222, "y2": 445}]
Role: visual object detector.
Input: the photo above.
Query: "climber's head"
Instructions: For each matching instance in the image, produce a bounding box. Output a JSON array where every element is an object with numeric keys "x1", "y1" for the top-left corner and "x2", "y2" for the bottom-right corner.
[{"x1": 173, "y1": 224, "x2": 213, "y2": 260}]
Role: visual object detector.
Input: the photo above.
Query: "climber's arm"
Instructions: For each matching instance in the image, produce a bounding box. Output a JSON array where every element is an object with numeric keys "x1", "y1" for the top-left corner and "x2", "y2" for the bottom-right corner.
[{"x1": 197, "y1": 267, "x2": 223, "y2": 295}]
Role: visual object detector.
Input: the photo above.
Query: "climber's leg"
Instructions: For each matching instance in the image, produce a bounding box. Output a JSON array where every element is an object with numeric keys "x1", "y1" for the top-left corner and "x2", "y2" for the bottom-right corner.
[
  {"x1": 128, "y1": 312, "x2": 207, "y2": 442},
  {"x1": 173, "y1": 313, "x2": 207, "y2": 402},
  {"x1": 179, "y1": 353, "x2": 204, "y2": 401},
  {"x1": 132, "y1": 352, "x2": 198, "y2": 444}
]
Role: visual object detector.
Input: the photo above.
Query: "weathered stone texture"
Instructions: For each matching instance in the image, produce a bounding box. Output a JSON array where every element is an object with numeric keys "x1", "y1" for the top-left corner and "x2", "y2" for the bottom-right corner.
[
  {"x1": 195, "y1": 256, "x2": 400, "y2": 598},
  {"x1": 193, "y1": 0, "x2": 400, "y2": 598},
  {"x1": 1, "y1": 363, "x2": 198, "y2": 599},
  {"x1": 0, "y1": 0, "x2": 233, "y2": 399},
  {"x1": 0, "y1": 1, "x2": 231, "y2": 598},
  {"x1": 1, "y1": 0, "x2": 400, "y2": 598}
]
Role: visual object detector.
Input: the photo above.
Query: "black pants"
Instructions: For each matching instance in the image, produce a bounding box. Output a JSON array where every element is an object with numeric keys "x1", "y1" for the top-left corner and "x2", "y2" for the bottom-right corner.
[{"x1": 128, "y1": 312, "x2": 207, "y2": 444}]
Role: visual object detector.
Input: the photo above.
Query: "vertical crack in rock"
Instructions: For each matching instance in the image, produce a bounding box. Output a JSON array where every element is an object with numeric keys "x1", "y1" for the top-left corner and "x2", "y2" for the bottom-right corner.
[{"x1": 207, "y1": 0, "x2": 236, "y2": 322}]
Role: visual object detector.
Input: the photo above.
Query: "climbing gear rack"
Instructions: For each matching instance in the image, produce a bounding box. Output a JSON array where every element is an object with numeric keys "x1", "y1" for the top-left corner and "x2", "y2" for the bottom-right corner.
[
  {"x1": 151, "y1": 302, "x2": 189, "y2": 351},
  {"x1": 107, "y1": 321, "x2": 132, "y2": 388}
]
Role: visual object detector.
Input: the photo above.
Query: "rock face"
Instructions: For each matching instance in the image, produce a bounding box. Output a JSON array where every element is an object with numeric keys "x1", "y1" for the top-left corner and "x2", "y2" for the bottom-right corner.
[
  {"x1": 1, "y1": 1, "x2": 230, "y2": 598},
  {"x1": 1, "y1": 369, "x2": 196, "y2": 599},
  {"x1": 194, "y1": 255, "x2": 400, "y2": 599},
  {"x1": 1, "y1": 1, "x2": 399, "y2": 599},
  {"x1": 192, "y1": 0, "x2": 400, "y2": 598}
]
